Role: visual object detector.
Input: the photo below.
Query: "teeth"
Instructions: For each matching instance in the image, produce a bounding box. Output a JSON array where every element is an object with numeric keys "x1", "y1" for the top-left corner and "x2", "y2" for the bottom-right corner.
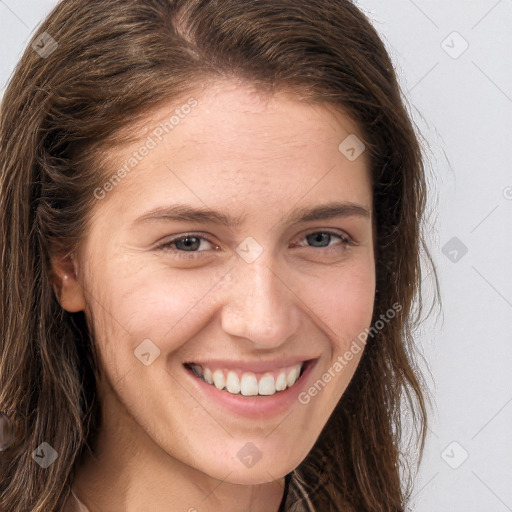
[
  {"x1": 189, "y1": 363, "x2": 304, "y2": 396},
  {"x1": 286, "y1": 366, "x2": 299, "y2": 387},
  {"x1": 275, "y1": 372, "x2": 287, "y2": 391},
  {"x1": 212, "y1": 369, "x2": 226, "y2": 390},
  {"x1": 226, "y1": 371, "x2": 241, "y2": 394},
  {"x1": 203, "y1": 367, "x2": 213, "y2": 384},
  {"x1": 258, "y1": 374, "x2": 275, "y2": 395},
  {"x1": 240, "y1": 373, "x2": 259, "y2": 396}
]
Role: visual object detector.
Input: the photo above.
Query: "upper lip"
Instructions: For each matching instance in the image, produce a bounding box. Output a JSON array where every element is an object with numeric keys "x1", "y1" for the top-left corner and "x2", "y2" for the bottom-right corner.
[{"x1": 184, "y1": 357, "x2": 315, "y2": 373}]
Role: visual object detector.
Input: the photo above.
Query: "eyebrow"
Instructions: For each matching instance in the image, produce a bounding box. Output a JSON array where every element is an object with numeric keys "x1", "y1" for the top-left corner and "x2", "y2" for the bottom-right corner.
[{"x1": 132, "y1": 201, "x2": 371, "y2": 229}]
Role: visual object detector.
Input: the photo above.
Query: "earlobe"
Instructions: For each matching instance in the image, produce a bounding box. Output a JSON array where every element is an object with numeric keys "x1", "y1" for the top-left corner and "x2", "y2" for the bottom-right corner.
[{"x1": 51, "y1": 254, "x2": 86, "y2": 313}]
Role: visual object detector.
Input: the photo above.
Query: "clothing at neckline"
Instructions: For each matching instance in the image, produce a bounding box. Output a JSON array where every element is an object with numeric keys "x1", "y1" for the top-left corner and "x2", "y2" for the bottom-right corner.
[{"x1": 63, "y1": 468, "x2": 316, "y2": 511}]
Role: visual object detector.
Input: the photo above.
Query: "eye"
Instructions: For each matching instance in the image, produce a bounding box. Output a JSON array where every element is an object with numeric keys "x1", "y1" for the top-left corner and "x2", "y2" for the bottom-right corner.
[
  {"x1": 155, "y1": 230, "x2": 353, "y2": 260},
  {"x1": 294, "y1": 230, "x2": 353, "y2": 251},
  {"x1": 157, "y1": 234, "x2": 219, "y2": 257}
]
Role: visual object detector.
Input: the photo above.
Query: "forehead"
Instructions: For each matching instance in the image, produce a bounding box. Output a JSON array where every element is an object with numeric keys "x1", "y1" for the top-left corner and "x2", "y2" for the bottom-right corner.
[
  {"x1": 109, "y1": 79, "x2": 366, "y2": 166},
  {"x1": 93, "y1": 79, "x2": 372, "y2": 224}
]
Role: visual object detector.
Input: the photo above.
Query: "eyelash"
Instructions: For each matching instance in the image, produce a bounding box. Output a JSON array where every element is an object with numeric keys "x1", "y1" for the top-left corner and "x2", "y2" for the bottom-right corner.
[{"x1": 156, "y1": 230, "x2": 353, "y2": 259}]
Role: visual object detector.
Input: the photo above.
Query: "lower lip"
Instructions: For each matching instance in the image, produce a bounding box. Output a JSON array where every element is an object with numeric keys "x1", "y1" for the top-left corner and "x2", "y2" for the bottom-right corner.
[{"x1": 184, "y1": 359, "x2": 317, "y2": 419}]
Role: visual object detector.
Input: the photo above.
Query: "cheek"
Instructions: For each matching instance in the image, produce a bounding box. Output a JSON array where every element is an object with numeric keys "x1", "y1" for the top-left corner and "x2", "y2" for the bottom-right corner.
[
  {"x1": 84, "y1": 247, "x2": 374, "y2": 380},
  {"x1": 84, "y1": 260, "x2": 228, "y2": 370},
  {"x1": 301, "y1": 258, "x2": 376, "y2": 346},
  {"x1": 293, "y1": 260, "x2": 375, "y2": 423}
]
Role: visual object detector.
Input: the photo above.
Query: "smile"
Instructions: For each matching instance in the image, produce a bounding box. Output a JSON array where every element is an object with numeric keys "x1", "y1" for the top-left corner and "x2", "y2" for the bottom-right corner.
[{"x1": 184, "y1": 362, "x2": 307, "y2": 397}]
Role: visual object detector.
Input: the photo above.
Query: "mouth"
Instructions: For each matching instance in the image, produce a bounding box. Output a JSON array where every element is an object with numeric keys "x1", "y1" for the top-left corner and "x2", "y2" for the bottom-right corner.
[{"x1": 183, "y1": 360, "x2": 310, "y2": 397}]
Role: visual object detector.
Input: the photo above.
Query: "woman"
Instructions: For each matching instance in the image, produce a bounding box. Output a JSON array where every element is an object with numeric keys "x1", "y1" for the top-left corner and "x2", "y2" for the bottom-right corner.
[{"x1": 0, "y1": 1, "x2": 437, "y2": 510}]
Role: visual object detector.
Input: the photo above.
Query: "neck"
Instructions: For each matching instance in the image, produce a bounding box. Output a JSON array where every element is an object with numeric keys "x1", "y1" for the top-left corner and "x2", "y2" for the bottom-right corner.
[{"x1": 72, "y1": 380, "x2": 286, "y2": 512}]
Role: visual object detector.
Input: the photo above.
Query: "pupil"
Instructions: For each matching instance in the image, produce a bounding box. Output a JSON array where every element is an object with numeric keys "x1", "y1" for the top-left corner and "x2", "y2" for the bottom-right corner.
[
  {"x1": 307, "y1": 233, "x2": 329, "y2": 247},
  {"x1": 177, "y1": 237, "x2": 200, "y2": 251}
]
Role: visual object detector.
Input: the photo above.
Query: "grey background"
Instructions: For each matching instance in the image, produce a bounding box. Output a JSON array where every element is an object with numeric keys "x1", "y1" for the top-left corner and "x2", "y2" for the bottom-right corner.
[{"x1": 1, "y1": 1, "x2": 511, "y2": 510}]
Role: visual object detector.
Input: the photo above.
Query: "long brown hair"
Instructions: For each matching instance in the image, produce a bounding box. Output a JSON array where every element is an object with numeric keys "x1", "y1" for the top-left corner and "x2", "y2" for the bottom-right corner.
[{"x1": 0, "y1": 1, "x2": 438, "y2": 510}]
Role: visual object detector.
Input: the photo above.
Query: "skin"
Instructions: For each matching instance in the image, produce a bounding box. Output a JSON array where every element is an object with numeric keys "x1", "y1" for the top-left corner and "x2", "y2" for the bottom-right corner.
[{"x1": 52, "y1": 79, "x2": 376, "y2": 512}]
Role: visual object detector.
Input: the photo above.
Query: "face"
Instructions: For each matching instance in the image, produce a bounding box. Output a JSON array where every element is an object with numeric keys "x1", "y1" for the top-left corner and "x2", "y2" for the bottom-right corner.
[{"x1": 58, "y1": 79, "x2": 375, "y2": 485}]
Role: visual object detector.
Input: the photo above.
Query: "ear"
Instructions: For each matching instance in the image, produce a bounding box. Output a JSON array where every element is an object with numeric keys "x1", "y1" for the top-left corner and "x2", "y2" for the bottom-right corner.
[{"x1": 51, "y1": 252, "x2": 86, "y2": 312}]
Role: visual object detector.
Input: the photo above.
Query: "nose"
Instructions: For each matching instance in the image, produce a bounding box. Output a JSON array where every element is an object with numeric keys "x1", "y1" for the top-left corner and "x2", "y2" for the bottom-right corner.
[{"x1": 220, "y1": 254, "x2": 301, "y2": 349}]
